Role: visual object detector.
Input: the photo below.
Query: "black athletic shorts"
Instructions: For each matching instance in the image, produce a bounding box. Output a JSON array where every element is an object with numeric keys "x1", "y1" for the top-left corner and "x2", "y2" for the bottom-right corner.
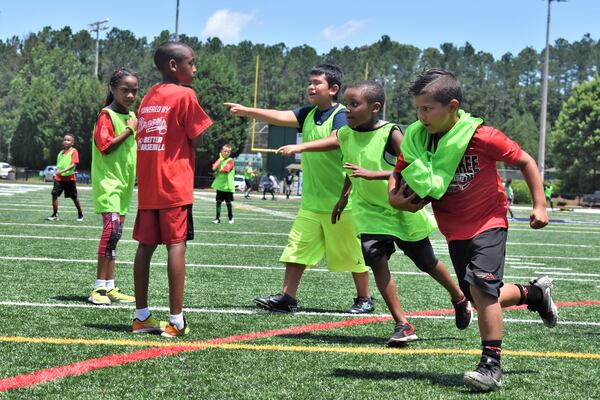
[
  {"x1": 51, "y1": 180, "x2": 77, "y2": 199},
  {"x1": 216, "y1": 190, "x2": 234, "y2": 202},
  {"x1": 360, "y1": 234, "x2": 438, "y2": 272},
  {"x1": 244, "y1": 179, "x2": 252, "y2": 188},
  {"x1": 448, "y1": 227, "x2": 507, "y2": 301}
]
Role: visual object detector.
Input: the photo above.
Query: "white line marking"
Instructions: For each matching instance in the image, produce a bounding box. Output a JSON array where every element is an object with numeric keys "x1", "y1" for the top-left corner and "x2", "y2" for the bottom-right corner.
[
  {"x1": 1, "y1": 256, "x2": 599, "y2": 283},
  {"x1": 511, "y1": 266, "x2": 572, "y2": 271},
  {"x1": 0, "y1": 300, "x2": 597, "y2": 326},
  {"x1": 0, "y1": 234, "x2": 285, "y2": 248},
  {"x1": 0, "y1": 222, "x2": 289, "y2": 236}
]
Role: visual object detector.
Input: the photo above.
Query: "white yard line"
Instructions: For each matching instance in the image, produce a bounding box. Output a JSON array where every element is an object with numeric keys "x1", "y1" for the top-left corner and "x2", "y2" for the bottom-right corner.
[
  {"x1": 0, "y1": 300, "x2": 597, "y2": 326},
  {"x1": 511, "y1": 266, "x2": 572, "y2": 271},
  {"x1": 0, "y1": 256, "x2": 599, "y2": 283}
]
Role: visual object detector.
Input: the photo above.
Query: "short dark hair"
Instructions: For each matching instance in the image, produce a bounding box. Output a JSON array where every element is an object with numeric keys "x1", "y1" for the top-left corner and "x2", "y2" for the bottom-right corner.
[
  {"x1": 408, "y1": 68, "x2": 463, "y2": 105},
  {"x1": 64, "y1": 133, "x2": 75, "y2": 140},
  {"x1": 310, "y1": 64, "x2": 342, "y2": 100},
  {"x1": 346, "y1": 80, "x2": 385, "y2": 109},
  {"x1": 153, "y1": 41, "x2": 193, "y2": 73}
]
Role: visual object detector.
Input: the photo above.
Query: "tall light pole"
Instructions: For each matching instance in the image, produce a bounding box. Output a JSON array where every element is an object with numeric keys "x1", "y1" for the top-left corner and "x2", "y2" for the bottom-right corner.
[
  {"x1": 175, "y1": 0, "x2": 180, "y2": 41},
  {"x1": 89, "y1": 19, "x2": 109, "y2": 78},
  {"x1": 538, "y1": 0, "x2": 566, "y2": 182}
]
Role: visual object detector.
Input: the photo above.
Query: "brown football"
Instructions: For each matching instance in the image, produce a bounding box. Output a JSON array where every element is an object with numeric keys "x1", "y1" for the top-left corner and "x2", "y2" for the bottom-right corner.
[{"x1": 399, "y1": 177, "x2": 433, "y2": 205}]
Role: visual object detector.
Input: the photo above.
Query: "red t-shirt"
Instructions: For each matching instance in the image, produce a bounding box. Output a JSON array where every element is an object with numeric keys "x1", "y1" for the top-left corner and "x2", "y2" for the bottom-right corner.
[
  {"x1": 94, "y1": 110, "x2": 117, "y2": 154},
  {"x1": 136, "y1": 84, "x2": 212, "y2": 209},
  {"x1": 55, "y1": 147, "x2": 79, "y2": 182},
  {"x1": 395, "y1": 126, "x2": 522, "y2": 242}
]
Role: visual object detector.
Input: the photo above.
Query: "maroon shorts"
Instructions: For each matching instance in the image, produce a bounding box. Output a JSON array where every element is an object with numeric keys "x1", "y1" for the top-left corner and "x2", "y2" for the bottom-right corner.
[{"x1": 133, "y1": 205, "x2": 194, "y2": 245}]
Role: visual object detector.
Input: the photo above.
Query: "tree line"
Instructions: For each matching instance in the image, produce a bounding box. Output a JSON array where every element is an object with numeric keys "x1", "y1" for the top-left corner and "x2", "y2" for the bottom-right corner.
[{"x1": 0, "y1": 27, "x2": 598, "y2": 191}]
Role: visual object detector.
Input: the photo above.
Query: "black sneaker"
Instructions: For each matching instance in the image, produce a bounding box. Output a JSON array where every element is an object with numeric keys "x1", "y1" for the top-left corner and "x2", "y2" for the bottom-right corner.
[
  {"x1": 528, "y1": 276, "x2": 558, "y2": 328},
  {"x1": 254, "y1": 292, "x2": 298, "y2": 313},
  {"x1": 452, "y1": 297, "x2": 473, "y2": 330},
  {"x1": 349, "y1": 296, "x2": 375, "y2": 314},
  {"x1": 463, "y1": 359, "x2": 503, "y2": 392},
  {"x1": 386, "y1": 321, "x2": 418, "y2": 347}
]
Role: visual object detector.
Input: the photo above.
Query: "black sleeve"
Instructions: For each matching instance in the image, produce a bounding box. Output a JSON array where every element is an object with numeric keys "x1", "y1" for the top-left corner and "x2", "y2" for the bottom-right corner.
[{"x1": 292, "y1": 105, "x2": 313, "y2": 133}]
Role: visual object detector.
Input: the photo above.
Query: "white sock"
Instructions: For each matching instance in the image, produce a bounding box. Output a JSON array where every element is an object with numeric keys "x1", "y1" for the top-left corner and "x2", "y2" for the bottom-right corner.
[
  {"x1": 105, "y1": 280, "x2": 115, "y2": 291},
  {"x1": 135, "y1": 307, "x2": 151, "y2": 321},
  {"x1": 169, "y1": 313, "x2": 184, "y2": 330},
  {"x1": 95, "y1": 279, "x2": 106, "y2": 289}
]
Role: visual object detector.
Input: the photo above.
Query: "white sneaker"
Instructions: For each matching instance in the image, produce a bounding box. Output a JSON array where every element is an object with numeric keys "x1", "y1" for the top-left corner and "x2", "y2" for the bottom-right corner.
[
  {"x1": 47, "y1": 215, "x2": 59, "y2": 221},
  {"x1": 212, "y1": 218, "x2": 220, "y2": 224},
  {"x1": 228, "y1": 218, "x2": 234, "y2": 224},
  {"x1": 77, "y1": 215, "x2": 84, "y2": 222}
]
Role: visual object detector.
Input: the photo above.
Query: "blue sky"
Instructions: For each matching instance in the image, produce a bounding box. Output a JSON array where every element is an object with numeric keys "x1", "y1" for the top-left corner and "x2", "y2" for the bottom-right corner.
[{"x1": 1, "y1": 0, "x2": 598, "y2": 59}]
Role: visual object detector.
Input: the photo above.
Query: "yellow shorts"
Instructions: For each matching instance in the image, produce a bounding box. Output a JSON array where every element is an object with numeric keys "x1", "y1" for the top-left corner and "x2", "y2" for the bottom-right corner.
[{"x1": 279, "y1": 208, "x2": 367, "y2": 272}]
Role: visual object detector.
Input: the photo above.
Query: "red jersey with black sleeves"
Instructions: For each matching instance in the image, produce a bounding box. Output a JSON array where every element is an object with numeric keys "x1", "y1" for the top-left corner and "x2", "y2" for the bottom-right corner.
[
  {"x1": 394, "y1": 126, "x2": 522, "y2": 241},
  {"x1": 136, "y1": 83, "x2": 212, "y2": 209}
]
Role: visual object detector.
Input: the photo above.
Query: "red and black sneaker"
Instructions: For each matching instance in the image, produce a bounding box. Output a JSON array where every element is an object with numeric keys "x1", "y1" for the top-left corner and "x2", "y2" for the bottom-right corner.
[{"x1": 386, "y1": 321, "x2": 418, "y2": 347}]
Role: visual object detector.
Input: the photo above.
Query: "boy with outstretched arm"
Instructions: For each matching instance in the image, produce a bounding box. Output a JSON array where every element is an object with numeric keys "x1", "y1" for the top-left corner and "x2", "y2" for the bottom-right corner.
[
  {"x1": 389, "y1": 69, "x2": 557, "y2": 391},
  {"x1": 278, "y1": 80, "x2": 471, "y2": 345},
  {"x1": 132, "y1": 41, "x2": 212, "y2": 338},
  {"x1": 224, "y1": 64, "x2": 374, "y2": 314}
]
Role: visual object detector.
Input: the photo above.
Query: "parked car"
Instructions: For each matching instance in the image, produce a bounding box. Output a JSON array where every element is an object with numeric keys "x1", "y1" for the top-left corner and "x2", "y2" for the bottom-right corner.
[
  {"x1": 234, "y1": 174, "x2": 246, "y2": 191},
  {"x1": 581, "y1": 190, "x2": 600, "y2": 207},
  {"x1": 0, "y1": 162, "x2": 14, "y2": 179},
  {"x1": 43, "y1": 165, "x2": 57, "y2": 182}
]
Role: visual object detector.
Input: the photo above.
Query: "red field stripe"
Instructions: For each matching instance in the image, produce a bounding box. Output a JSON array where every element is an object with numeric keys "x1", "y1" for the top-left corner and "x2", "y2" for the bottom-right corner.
[{"x1": 0, "y1": 315, "x2": 393, "y2": 392}]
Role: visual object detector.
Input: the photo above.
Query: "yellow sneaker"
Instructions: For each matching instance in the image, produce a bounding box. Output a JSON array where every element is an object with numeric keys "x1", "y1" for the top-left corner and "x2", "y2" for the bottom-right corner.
[
  {"x1": 132, "y1": 315, "x2": 167, "y2": 333},
  {"x1": 88, "y1": 287, "x2": 111, "y2": 305},
  {"x1": 161, "y1": 319, "x2": 190, "y2": 338},
  {"x1": 107, "y1": 288, "x2": 135, "y2": 303}
]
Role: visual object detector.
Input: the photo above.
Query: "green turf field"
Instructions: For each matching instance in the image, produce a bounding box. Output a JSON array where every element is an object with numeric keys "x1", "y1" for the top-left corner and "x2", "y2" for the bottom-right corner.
[{"x1": 0, "y1": 183, "x2": 599, "y2": 399}]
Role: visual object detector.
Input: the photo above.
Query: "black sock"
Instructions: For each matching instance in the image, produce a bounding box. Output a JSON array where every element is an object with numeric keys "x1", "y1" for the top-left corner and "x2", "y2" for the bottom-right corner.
[
  {"x1": 481, "y1": 340, "x2": 502, "y2": 365},
  {"x1": 516, "y1": 284, "x2": 543, "y2": 308},
  {"x1": 226, "y1": 202, "x2": 233, "y2": 220},
  {"x1": 215, "y1": 202, "x2": 222, "y2": 219}
]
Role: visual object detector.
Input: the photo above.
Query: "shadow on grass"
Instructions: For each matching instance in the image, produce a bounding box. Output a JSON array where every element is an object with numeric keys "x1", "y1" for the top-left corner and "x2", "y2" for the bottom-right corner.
[
  {"x1": 52, "y1": 295, "x2": 89, "y2": 302},
  {"x1": 332, "y1": 368, "x2": 464, "y2": 388},
  {"x1": 332, "y1": 368, "x2": 537, "y2": 391},
  {"x1": 278, "y1": 332, "x2": 465, "y2": 346}
]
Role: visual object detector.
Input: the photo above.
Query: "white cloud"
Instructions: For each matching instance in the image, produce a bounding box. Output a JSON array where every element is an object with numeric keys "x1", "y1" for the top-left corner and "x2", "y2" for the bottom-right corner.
[
  {"x1": 322, "y1": 20, "x2": 367, "y2": 42},
  {"x1": 201, "y1": 9, "x2": 254, "y2": 43}
]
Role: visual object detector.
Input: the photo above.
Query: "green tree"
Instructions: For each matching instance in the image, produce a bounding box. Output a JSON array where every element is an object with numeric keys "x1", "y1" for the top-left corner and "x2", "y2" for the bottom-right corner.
[
  {"x1": 190, "y1": 53, "x2": 248, "y2": 176},
  {"x1": 551, "y1": 76, "x2": 600, "y2": 192}
]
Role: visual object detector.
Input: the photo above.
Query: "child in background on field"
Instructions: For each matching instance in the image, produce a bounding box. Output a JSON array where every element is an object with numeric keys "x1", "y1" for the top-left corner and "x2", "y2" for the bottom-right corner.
[
  {"x1": 504, "y1": 178, "x2": 515, "y2": 220},
  {"x1": 89, "y1": 68, "x2": 139, "y2": 306},
  {"x1": 211, "y1": 143, "x2": 235, "y2": 224},
  {"x1": 544, "y1": 182, "x2": 554, "y2": 211},
  {"x1": 225, "y1": 64, "x2": 374, "y2": 314},
  {"x1": 132, "y1": 41, "x2": 212, "y2": 338},
  {"x1": 283, "y1": 168, "x2": 295, "y2": 199},
  {"x1": 47, "y1": 133, "x2": 84, "y2": 222},
  {"x1": 243, "y1": 161, "x2": 255, "y2": 199},
  {"x1": 278, "y1": 81, "x2": 471, "y2": 346},
  {"x1": 390, "y1": 69, "x2": 557, "y2": 391}
]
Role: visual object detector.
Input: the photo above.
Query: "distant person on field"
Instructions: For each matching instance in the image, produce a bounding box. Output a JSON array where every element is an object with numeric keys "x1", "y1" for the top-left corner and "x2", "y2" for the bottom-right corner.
[
  {"x1": 243, "y1": 161, "x2": 255, "y2": 199},
  {"x1": 47, "y1": 133, "x2": 84, "y2": 222},
  {"x1": 544, "y1": 182, "x2": 554, "y2": 211},
  {"x1": 261, "y1": 172, "x2": 276, "y2": 200},
  {"x1": 89, "y1": 67, "x2": 139, "y2": 306},
  {"x1": 390, "y1": 69, "x2": 557, "y2": 392},
  {"x1": 283, "y1": 168, "x2": 295, "y2": 199},
  {"x1": 132, "y1": 41, "x2": 212, "y2": 338},
  {"x1": 225, "y1": 64, "x2": 374, "y2": 314},
  {"x1": 211, "y1": 143, "x2": 235, "y2": 224}
]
